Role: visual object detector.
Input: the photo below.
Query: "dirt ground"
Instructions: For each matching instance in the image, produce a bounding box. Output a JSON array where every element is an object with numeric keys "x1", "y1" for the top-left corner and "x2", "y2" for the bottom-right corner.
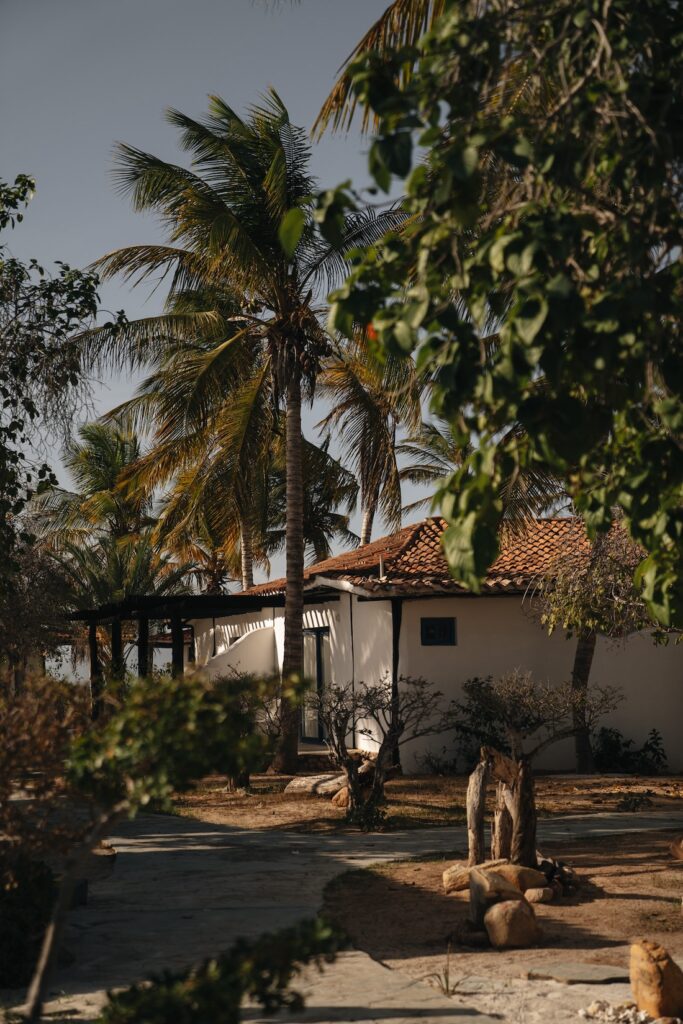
[
  {"x1": 172, "y1": 772, "x2": 683, "y2": 831},
  {"x1": 323, "y1": 830, "x2": 683, "y2": 987}
]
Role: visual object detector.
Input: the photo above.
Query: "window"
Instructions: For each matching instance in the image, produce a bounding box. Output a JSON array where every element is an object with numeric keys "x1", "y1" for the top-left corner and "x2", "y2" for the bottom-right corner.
[{"x1": 421, "y1": 616, "x2": 457, "y2": 646}]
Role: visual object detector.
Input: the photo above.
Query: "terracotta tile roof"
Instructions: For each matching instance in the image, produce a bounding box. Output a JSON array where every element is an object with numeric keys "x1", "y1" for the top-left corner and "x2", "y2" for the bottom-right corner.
[{"x1": 242, "y1": 516, "x2": 590, "y2": 598}]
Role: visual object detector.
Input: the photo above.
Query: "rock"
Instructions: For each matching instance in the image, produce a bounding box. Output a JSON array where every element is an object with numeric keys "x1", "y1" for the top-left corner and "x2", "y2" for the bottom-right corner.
[
  {"x1": 669, "y1": 837, "x2": 683, "y2": 861},
  {"x1": 442, "y1": 858, "x2": 507, "y2": 894},
  {"x1": 524, "y1": 886, "x2": 555, "y2": 904},
  {"x1": 284, "y1": 773, "x2": 346, "y2": 796},
  {"x1": 484, "y1": 899, "x2": 542, "y2": 949},
  {"x1": 493, "y1": 862, "x2": 549, "y2": 892},
  {"x1": 469, "y1": 867, "x2": 523, "y2": 926},
  {"x1": 331, "y1": 785, "x2": 350, "y2": 808},
  {"x1": 630, "y1": 940, "x2": 683, "y2": 1018}
]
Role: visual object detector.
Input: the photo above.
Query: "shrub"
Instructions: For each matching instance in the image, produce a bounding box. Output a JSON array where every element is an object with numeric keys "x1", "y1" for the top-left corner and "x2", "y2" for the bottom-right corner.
[
  {"x1": 593, "y1": 728, "x2": 668, "y2": 775},
  {"x1": 0, "y1": 851, "x2": 56, "y2": 988}
]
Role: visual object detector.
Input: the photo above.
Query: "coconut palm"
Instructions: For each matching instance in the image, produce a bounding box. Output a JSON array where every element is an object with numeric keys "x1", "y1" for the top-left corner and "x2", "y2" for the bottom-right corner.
[
  {"x1": 399, "y1": 418, "x2": 569, "y2": 523},
  {"x1": 317, "y1": 337, "x2": 424, "y2": 545},
  {"x1": 313, "y1": 0, "x2": 446, "y2": 135},
  {"x1": 79, "y1": 91, "x2": 398, "y2": 770},
  {"x1": 31, "y1": 419, "x2": 154, "y2": 549}
]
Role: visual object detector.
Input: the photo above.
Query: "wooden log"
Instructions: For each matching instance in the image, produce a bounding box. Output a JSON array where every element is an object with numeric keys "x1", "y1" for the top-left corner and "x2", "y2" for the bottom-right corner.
[
  {"x1": 466, "y1": 759, "x2": 490, "y2": 866},
  {"x1": 491, "y1": 781, "x2": 513, "y2": 860},
  {"x1": 510, "y1": 759, "x2": 538, "y2": 868}
]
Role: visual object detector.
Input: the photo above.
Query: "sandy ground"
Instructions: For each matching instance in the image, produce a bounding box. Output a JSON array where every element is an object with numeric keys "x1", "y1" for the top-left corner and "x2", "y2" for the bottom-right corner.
[
  {"x1": 173, "y1": 772, "x2": 683, "y2": 831},
  {"x1": 323, "y1": 830, "x2": 683, "y2": 1000}
]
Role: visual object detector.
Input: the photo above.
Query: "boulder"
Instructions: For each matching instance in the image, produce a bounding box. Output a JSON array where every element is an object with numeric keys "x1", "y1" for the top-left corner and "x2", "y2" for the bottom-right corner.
[
  {"x1": 331, "y1": 785, "x2": 350, "y2": 808},
  {"x1": 484, "y1": 899, "x2": 542, "y2": 949},
  {"x1": 469, "y1": 867, "x2": 523, "y2": 926},
  {"x1": 284, "y1": 773, "x2": 346, "y2": 796},
  {"x1": 630, "y1": 940, "x2": 683, "y2": 1019},
  {"x1": 442, "y1": 858, "x2": 507, "y2": 894},
  {"x1": 669, "y1": 836, "x2": 683, "y2": 861},
  {"x1": 525, "y1": 886, "x2": 555, "y2": 904},
  {"x1": 493, "y1": 863, "x2": 548, "y2": 892}
]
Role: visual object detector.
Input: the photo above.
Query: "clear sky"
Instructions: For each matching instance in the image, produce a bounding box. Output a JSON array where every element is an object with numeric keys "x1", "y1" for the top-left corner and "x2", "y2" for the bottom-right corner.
[{"x1": 1, "y1": 0, "x2": 433, "y2": 575}]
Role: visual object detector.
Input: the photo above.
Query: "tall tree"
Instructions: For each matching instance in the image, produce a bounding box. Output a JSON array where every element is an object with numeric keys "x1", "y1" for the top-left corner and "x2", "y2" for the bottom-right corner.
[
  {"x1": 79, "y1": 92, "x2": 396, "y2": 770},
  {"x1": 321, "y1": 0, "x2": 682, "y2": 628},
  {"x1": 0, "y1": 175, "x2": 102, "y2": 581}
]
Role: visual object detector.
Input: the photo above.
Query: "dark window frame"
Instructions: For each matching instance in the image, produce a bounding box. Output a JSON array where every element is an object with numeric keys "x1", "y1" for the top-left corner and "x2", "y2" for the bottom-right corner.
[{"x1": 420, "y1": 616, "x2": 457, "y2": 646}]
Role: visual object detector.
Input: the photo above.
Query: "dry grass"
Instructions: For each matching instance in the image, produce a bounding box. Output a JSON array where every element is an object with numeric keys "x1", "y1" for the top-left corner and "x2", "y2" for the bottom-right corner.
[
  {"x1": 323, "y1": 830, "x2": 683, "y2": 983},
  {"x1": 172, "y1": 772, "x2": 683, "y2": 832}
]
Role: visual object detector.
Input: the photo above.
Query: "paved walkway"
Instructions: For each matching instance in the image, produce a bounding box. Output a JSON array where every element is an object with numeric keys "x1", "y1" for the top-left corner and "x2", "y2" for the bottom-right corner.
[{"x1": 37, "y1": 811, "x2": 681, "y2": 1022}]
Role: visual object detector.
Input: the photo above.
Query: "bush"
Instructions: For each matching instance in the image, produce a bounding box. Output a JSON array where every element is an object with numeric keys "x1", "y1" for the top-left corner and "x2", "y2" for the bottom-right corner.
[
  {"x1": 593, "y1": 728, "x2": 668, "y2": 775},
  {"x1": 0, "y1": 851, "x2": 56, "y2": 988}
]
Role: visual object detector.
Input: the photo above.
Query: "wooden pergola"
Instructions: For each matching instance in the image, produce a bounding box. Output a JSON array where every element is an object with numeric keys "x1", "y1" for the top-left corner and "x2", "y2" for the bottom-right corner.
[{"x1": 69, "y1": 592, "x2": 289, "y2": 685}]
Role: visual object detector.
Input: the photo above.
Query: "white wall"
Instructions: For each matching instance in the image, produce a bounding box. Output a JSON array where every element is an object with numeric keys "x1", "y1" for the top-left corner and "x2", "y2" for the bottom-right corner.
[
  {"x1": 392, "y1": 596, "x2": 682, "y2": 772},
  {"x1": 191, "y1": 592, "x2": 682, "y2": 773}
]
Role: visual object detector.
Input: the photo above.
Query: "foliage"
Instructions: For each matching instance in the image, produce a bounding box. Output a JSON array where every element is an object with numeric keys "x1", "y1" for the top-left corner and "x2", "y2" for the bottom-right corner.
[
  {"x1": 534, "y1": 527, "x2": 655, "y2": 642},
  {"x1": 317, "y1": 336, "x2": 423, "y2": 543},
  {"x1": 0, "y1": 544, "x2": 73, "y2": 676},
  {"x1": 0, "y1": 851, "x2": 56, "y2": 988},
  {"x1": 31, "y1": 419, "x2": 155, "y2": 549},
  {"x1": 0, "y1": 176, "x2": 105, "y2": 580},
  {"x1": 0, "y1": 675, "x2": 91, "y2": 858},
  {"x1": 450, "y1": 671, "x2": 622, "y2": 764},
  {"x1": 67, "y1": 672, "x2": 274, "y2": 813},
  {"x1": 320, "y1": 0, "x2": 683, "y2": 627},
  {"x1": 314, "y1": 675, "x2": 445, "y2": 829},
  {"x1": 20, "y1": 671, "x2": 302, "y2": 1019},
  {"x1": 98, "y1": 917, "x2": 345, "y2": 1024},
  {"x1": 592, "y1": 727, "x2": 669, "y2": 775}
]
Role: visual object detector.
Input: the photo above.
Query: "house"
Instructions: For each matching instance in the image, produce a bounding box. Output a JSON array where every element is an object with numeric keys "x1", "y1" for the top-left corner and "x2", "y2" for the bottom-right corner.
[{"x1": 187, "y1": 517, "x2": 683, "y2": 772}]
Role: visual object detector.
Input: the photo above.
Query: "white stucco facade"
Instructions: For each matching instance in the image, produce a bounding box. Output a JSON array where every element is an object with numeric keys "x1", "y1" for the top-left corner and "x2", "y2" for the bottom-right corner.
[{"x1": 189, "y1": 589, "x2": 682, "y2": 773}]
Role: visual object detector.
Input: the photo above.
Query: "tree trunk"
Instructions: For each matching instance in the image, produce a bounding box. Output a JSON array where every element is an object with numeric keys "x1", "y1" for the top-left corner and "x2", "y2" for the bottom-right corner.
[
  {"x1": 509, "y1": 759, "x2": 537, "y2": 868},
  {"x1": 89, "y1": 622, "x2": 103, "y2": 720},
  {"x1": 359, "y1": 504, "x2": 375, "y2": 547},
  {"x1": 110, "y1": 620, "x2": 123, "y2": 681},
  {"x1": 491, "y1": 780, "x2": 513, "y2": 860},
  {"x1": 240, "y1": 519, "x2": 254, "y2": 591},
  {"x1": 466, "y1": 760, "x2": 490, "y2": 866},
  {"x1": 273, "y1": 372, "x2": 304, "y2": 773},
  {"x1": 571, "y1": 630, "x2": 596, "y2": 772}
]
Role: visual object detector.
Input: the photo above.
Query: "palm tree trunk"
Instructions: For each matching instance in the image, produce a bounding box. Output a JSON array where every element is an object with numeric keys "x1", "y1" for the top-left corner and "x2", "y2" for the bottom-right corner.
[
  {"x1": 239, "y1": 519, "x2": 254, "y2": 591},
  {"x1": 273, "y1": 372, "x2": 304, "y2": 773},
  {"x1": 571, "y1": 630, "x2": 596, "y2": 772},
  {"x1": 359, "y1": 504, "x2": 375, "y2": 547}
]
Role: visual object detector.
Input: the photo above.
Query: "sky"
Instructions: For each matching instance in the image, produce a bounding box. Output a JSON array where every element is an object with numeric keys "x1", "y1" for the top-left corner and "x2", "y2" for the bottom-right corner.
[{"x1": 1, "y1": 0, "x2": 434, "y2": 577}]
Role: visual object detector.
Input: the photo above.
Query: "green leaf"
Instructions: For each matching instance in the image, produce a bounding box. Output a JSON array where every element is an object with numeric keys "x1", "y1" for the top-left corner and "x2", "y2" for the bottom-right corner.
[{"x1": 278, "y1": 208, "x2": 306, "y2": 258}]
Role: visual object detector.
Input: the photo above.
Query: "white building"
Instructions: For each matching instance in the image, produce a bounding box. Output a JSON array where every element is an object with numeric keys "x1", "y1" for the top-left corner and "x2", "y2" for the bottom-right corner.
[{"x1": 187, "y1": 517, "x2": 683, "y2": 772}]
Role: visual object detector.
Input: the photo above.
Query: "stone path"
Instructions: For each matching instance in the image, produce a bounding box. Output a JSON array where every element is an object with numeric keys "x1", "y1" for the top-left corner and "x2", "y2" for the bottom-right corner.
[{"x1": 27, "y1": 811, "x2": 683, "y2": 1022}]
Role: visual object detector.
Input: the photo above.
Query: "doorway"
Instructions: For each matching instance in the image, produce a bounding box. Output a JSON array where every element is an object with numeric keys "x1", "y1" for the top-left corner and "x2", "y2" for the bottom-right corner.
[{"x1": 301, "y1": 627, "x2": 330, "y2": 741}]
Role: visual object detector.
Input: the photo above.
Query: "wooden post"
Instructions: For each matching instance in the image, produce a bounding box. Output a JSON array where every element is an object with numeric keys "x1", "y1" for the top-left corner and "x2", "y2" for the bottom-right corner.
[
  {"x1": 88, "y1": 621, "x2": 103, "y2": 720},
  {"x1": 466, "y1": 759, "x2": 490, "y2": 866},
  {"x1": 187, "y1": 625, "x2": 195, "y2": 665},
  {"x1": 510, "y1": 759, "x2": 537, "y2": 868},
  {"x1": 491, "y1": 780, "x2": 513, "y2": 860},
  {"x1": 110, "y1": 619, "x2": 124, "y2": 681},
  {"x1": 137, "y1": 617, "x2": 149, "y2": 678},
  {"x1": 171, "y1": 616, "x2": 184, "y2": 678}
]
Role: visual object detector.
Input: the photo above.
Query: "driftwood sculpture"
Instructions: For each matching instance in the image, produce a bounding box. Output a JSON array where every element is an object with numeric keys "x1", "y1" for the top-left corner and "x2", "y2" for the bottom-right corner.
[{"x1": 466, "y1": 746, "x2": 538, "y2": 868}]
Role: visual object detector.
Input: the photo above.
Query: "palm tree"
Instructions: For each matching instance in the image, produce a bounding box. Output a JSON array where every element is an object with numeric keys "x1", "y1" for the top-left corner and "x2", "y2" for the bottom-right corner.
[
  {"x1": 80, "y1": 91, "x2": 397, "y2": 770},
  {"x1": 313, "y1": 0, "x2": 446, "y2": 135},
  {"x1": 317, "y1": 337, "x2": 424, "y2": 545},
  {"x1": 399, "y1": 418, "x2": 568, "y2": 523},
  {"x1": 31, "y1": 419, "x2": 154, "y2": 548}
]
